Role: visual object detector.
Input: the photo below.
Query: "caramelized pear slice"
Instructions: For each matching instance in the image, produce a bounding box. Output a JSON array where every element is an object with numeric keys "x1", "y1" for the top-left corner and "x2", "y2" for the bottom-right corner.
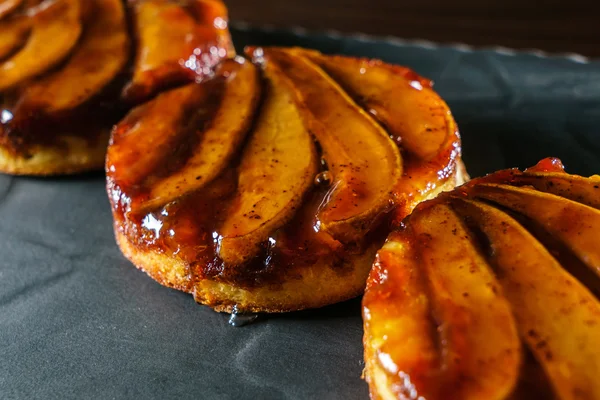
[
  {"x1": 123, "y1": 0, "x2": 233, "y2": 103},
  {"x1": 218, "y1": 62, "x2": 318, "y2": 266},
  {"x1": 286, "y1": 50, "x2": 462, "y2": 220},
  {"x1": 410, "y1": 203, "x2": 521, "y2": 399},
  {"x1": 0, "y1": 0, "x2": 22, "y2": 19},
  {"x1": 292, "y1": 48, "x2": 455, "y2": 161},
  {"x1": 0, "y1": 0, "x2": 83, "y2": 91},
  {"x1": 363, "y1": 231, "x2": 442, "y2": 399},
  {"x1": 0, "y1": 16, "x2": 28, "y2": 60},
  {"x1": 471, "y1": 183, "x2": 600, "y2": 278},
  {"x1": 12, "y1": 0, "x2": 128, "y2": 115},
  {"x1": 515, "y1": 170, "x2": 600, "y2": 210},
  {"x1": 136, "y1": 58, "x2": 260, "y2": 212},
  {"x1": 259, "y1": 48, "x2": 402, "y2": 243},
  {"x1": 107, "y1": 82, "x2": 214, "y2": 189},
  {"x1": 451, "y1": 198, "x2": 600, "y2": 400}
]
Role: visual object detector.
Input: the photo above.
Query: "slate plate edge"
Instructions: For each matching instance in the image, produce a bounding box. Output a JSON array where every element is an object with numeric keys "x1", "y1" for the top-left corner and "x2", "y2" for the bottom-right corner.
[{"x1": 231, "y1": 21, "x2": 597, "y2": 65}]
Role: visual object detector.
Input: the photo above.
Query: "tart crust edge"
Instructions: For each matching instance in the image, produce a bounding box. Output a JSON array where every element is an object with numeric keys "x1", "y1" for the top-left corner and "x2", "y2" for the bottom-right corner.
[{"x1": 0, "y1": 131, "x2": 110, "y2": 175}]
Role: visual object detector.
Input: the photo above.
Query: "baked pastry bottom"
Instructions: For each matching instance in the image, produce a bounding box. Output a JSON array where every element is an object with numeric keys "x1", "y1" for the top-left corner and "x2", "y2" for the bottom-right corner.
[
  {"x1": 0, "y1": 132, "x2": 109, "y2": 176},
  {"x1": 116, "y1": 229, "x2": 380, "y2": 313}
]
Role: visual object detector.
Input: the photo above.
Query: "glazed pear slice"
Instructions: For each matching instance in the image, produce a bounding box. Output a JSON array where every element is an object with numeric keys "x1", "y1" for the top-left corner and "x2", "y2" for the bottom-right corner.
[
  {"x1": 107, "y1": 83, "x2": 214, "y2": 189},
  {"x1": 12, "y1": 0, "x2": 128, "y2": 115},
  {"x1": 451, "y1": 198, "x2": 600, "y2": 400},
  {"x1": 0, "y1": 16, "x2": 28, "y2": 60},
  {"x1": 471, "y1": 183, "x2": 600, "y2": 278},
  {"x1": 291, "y1": 48, "x2": 455, "y2": 161},
  {"x1": 122, "y1": 0, "x2": 233, "y2": 103},
  {"x1": 0, "y1": 0, "x2": 83, "y2": 91},
  {"x1": 135, "y1": 58, "x2": 260, "y2": 212},
  {"x1": 513, "y1": 170, "x2": 600, "y2": 210},
  {"x1": 410, "y1": 203, "x2": 521, "y2": 399},
  {"x1": 259, "y1": 48, "x2": 402, "y2": 243},
  {"x1": 0, "y1": 0, "x2": 22, "y2": 19},
  {"x1": 218, "y1": 62, "x2": 318, "y2": 266},
  {"x1": 122, "y1": 0, "x2": 195, "y2": 102},
  {"x1": 289, "y1": 48, "x2": 463, "y2": 217},
  {"x1": 363, "y1": 231, "x2": 443, "y2": 399}
]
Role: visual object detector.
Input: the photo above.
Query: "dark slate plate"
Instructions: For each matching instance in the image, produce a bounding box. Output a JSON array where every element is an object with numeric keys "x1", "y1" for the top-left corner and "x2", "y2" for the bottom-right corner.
[{"x1": 1, "y1": 26, "x2": 600, "y2": 400}]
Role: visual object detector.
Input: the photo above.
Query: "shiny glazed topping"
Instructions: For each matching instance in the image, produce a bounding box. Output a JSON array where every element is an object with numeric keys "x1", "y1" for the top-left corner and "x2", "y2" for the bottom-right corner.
[
  {"x1": 122, "y1": 0, "x2": 234, "y2": 103},
  {"x1": 106, "y1": 48, "x2": 462, "y2": 288},
  {"x1": 363, "y1": 158, "x2": 600, "y2": 399},
  {"x1": 0, "y1": 0, "x2": 231, "y2": 155},
  {"x1": 0, "y1": 0, "x2": 129, "y2": 154}
]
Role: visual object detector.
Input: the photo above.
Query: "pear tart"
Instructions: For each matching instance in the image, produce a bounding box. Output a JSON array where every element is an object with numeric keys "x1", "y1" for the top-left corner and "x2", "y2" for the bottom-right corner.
[
  {"x1": 106, "y1": 47, "x2": 467, "y2": 313},
  {"x1": 0, "y1": 0, "x2": 232, "y2": 175},
  {"x1": 363, "y1": 158, "x2": 600, "y2": 400}
]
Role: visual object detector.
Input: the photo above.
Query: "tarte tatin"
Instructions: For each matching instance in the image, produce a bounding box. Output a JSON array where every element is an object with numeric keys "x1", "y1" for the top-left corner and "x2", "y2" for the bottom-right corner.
[
  {"x1": 0, "y1": 0, "x2": 232, "y2": 175},
  {"x1": 106, "y1": 47, "x2": 468, "y2": 313},
  {"x1": 363, "y1": 158, "x2": 600, "y2": 399}
]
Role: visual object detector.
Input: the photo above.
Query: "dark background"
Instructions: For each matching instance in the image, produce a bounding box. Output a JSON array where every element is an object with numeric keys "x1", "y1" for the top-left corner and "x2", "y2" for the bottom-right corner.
[{"x1": 225, "y1": 0, "x2": 599, "y2": 58}]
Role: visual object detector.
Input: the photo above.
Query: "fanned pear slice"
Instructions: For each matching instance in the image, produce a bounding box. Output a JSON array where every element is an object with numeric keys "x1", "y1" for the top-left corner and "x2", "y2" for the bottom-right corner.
[
  {"x1": 0, "y1": 16, "x2": 28, "y2": 60},
  {"x1": 291, "y1": 48, "x2": 455, "y2": 161},
  {"x1": 135, "y1": 58, "x2": 260, "y2": 212},
  {"x1": 471, "y1": 183, "x2": 600, "y2": 278},
  {"x1": 410, "y1": 203, "x2": 521, "y2": 400},
  {"x1": 107, "y1": 83, "x2": 214, "y2": 189},
  {"x1": 122, "y1": 0, "x2": 195, "y2": 102},
  {"x1": 12, "y1": 0, "x2": 129, "y2": 115},
  {"x1": 0, "y1": 0, "x2": 83, "y2": 91},
  {"x1": 514, "y1": 170, "x2": 600, "y2": 210},
  {"x1": 363, "y1": 231, "x2": 442, "y2": 400},
  {"x1": 451, "y1": 198, "x2": 600, "y2": 400},
  {"x1": 259, "y1": 48, "x2": 402, "y2": 243},
  {"x1": 122, "y1": 0, "x2": 233, "y2": 103},
  {"x1": 0, "y1": 0, "x2": 22, "y2": 19},
  {"x1": 218, "y1": 62, "x2": 318, "y2": 266}
]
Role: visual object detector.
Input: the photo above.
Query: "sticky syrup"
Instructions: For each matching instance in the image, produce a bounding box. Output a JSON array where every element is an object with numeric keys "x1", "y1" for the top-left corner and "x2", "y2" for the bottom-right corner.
[{"x1": 228, "y1": 305, "x2": 259, "y2": 327}]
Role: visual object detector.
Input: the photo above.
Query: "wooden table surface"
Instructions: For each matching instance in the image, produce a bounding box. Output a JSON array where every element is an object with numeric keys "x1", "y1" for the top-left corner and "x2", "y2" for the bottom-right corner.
[{"x1": 225, "y1": 0, "x2": 599, "y2": 59}]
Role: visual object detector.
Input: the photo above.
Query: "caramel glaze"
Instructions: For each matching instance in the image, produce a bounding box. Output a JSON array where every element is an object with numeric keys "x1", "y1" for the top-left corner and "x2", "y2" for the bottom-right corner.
[
  {"x1": 110, "y1": 152, "x2": 395, "y2": 289},
  {"x1": 364, "y1": 158, "x2": 600, "y2": 399},
  {"x1": 0, "y1": 75, "x2": 130, "y2": 156},
  {"x1": 408, "y1": 157, "x2": 567, "y2": 206},
  {"x1": 107, "y1": 52, "x2": 460, "y2": 290},
  {"x1": 365, "y1": 233, "x2": 557, "y2": 400}
]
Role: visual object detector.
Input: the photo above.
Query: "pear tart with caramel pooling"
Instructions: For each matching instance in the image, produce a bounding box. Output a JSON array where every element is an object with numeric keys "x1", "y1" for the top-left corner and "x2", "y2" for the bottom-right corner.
[
  {"x1": 363, "y1": 158, "x2": 600, "y2": 400},
  {"x1": 106, "y1": 47, "x2": 467, "y2": 313},
  {"x1": 0, "y1": 0, "x2": 232, "y2": 175}
]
